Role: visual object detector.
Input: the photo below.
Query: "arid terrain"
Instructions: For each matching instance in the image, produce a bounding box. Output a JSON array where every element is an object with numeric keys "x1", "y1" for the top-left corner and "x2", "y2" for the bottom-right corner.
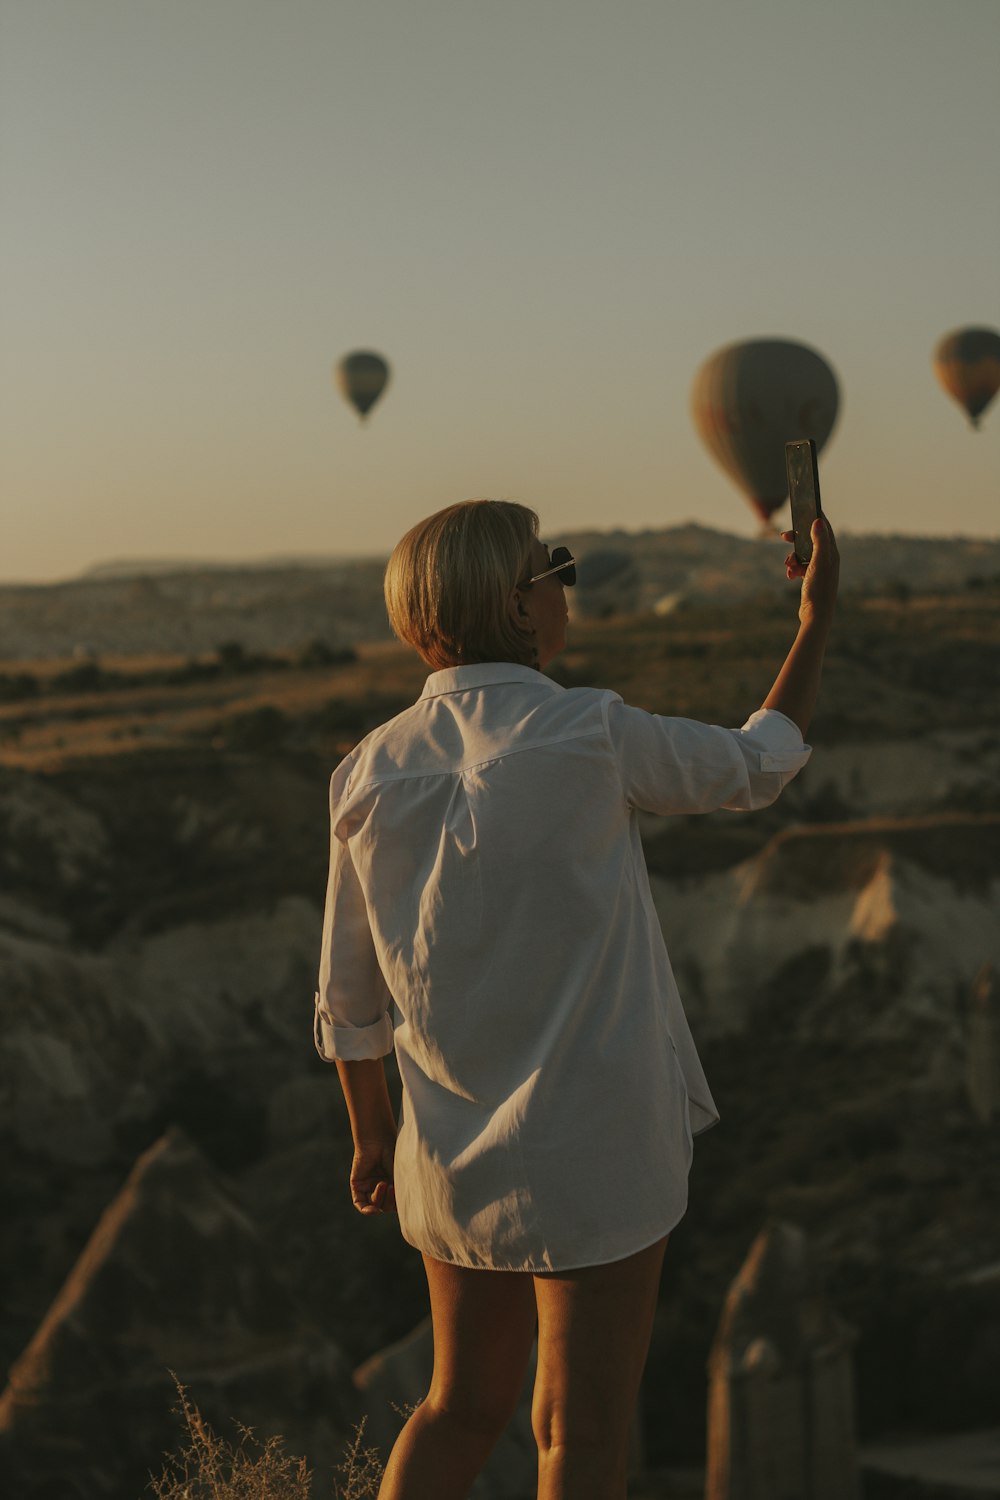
[{"x1": 1, "y1": 527, "x2": 999, "y2": 1498}]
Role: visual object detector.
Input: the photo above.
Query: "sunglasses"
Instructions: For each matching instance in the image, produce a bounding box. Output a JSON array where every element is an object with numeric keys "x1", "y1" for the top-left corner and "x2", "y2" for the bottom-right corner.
[{"x1": 522, "y1": 546, "x2": 577, "y2": 588}]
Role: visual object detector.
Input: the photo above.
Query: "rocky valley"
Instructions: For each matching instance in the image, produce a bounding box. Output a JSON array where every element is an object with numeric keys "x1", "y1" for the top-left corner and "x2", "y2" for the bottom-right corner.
[{"x1": 0, "y1": 532, "x2": 998, "y2": 1497}]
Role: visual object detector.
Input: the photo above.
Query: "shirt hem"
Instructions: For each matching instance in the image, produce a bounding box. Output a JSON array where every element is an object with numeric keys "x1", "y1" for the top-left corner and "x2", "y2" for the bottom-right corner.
[{"x1": 397, "y1": 1208, "x2": 688, "y2": 1274}]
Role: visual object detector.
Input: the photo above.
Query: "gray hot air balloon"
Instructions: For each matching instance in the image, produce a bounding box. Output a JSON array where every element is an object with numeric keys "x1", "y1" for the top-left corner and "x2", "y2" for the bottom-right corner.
[
  {"x1": 932, "y1": 327, "x2": 1000, "y2": 429},
  {"x1": 334, "y1": 350, "x2": 391, "y2": 421},
  {"x1": 569, "y1": 549, "x2": 640, "y2": 620},
  {"x1": 691, "y1": 339, "x2": 840, "y2": 523}
]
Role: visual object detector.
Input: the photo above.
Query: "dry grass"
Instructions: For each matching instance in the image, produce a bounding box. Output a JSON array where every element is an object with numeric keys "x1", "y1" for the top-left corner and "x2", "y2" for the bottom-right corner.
[
  {"x1": 147, "y1": 1378, "x2": 386, "y2": 1500},
  {"x1": 0, "y1": 641, "x2": 426, "y2": 770},
  {"x1": 329, "y1": 1423, "x2": 388, "y2": 1500}
]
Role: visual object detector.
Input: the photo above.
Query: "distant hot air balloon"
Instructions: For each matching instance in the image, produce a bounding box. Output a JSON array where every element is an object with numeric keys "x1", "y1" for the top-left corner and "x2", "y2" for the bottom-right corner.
[
  {"x1": 569, "y1": 549, "x2": 640, "y2": 620},
  {"x1": 932, "y1": 327, "x2": 1000, "y2": 429},
  {"x1": 334, "y1": 350, "x2": 390, "y2": 421},
  {"x1": 691, "y1": 339, "x2": 840, "y2": 524}
]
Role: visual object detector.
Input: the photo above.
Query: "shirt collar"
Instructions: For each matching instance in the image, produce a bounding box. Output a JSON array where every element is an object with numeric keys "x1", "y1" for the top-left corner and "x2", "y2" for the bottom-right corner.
[{"x1": 418, "y1": 662, "x2": 565, "y2": 700}]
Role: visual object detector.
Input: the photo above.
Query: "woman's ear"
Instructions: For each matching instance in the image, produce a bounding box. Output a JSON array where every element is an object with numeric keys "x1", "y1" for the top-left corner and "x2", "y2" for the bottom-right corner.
[{"x1": 508, "y1": 587, "x2": 529, "y2": 629}]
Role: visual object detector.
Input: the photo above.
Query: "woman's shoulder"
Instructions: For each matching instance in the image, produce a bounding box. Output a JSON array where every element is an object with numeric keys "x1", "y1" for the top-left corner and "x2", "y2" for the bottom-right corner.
[
  {"x1": 331, "y1": 680, "x2": 632, "y2": 806},
  {"x1": 329, "y1": 700, "x2": 427, "y2": 793}
]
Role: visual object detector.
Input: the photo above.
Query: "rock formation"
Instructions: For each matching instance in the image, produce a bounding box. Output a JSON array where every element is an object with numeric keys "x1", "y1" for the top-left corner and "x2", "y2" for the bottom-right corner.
[
  {"x1": 0, "y1": 1129, "x2": 356, "y2": 1499},
  {"x1": 706, "y1": 1221, "x2": 859, "y2": 1500},
  {"x1": 647, "y1": 815, "x2": 1000, "y2": 1044}
]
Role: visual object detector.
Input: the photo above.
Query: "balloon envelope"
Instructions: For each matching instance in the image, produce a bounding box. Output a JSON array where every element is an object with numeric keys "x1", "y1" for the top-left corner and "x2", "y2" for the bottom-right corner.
[
  {"x1": 691, "y1": 339, "x2": 839, "y2": 523},
  {"x1": 335, "y1": 350, "x2": 390, "y2": 420},
  {"x1": 932, "y1": 327, "x2": 1000, "y2": 429}
]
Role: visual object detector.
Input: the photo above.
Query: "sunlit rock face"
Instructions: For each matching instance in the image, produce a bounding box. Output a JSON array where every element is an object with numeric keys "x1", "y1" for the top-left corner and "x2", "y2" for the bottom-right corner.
[{"x1": 646, "y1": 816, "x2": 1000, "y2": 1048}]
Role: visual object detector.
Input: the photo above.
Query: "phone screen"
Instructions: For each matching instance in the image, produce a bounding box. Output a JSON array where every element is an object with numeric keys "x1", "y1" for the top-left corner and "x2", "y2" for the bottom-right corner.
[{"x1": 785, "y1": 439, "x2": 822, "y2": 565}]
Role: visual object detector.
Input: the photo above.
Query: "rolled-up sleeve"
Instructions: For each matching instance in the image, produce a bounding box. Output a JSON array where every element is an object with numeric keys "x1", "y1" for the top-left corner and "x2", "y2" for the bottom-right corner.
[
  {"x1": 605, "y1": 699, "x2": 811, "y2": 815},
  {"x1": 313, "y1": 761, "x2": 395, "y2": 1062}
]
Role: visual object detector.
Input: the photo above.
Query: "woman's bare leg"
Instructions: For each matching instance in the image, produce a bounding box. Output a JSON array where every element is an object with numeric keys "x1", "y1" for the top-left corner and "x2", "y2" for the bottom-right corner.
[
  {"x1": 378, "y1": 1254, "x2": 537, "y2": 1500},
  {"x1": 532, "y1": 1234, "x2": 669, "y2": 1500}
]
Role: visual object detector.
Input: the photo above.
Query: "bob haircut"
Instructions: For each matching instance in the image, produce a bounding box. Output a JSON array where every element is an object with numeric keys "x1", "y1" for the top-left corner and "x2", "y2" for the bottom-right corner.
[{"x1": 384, "y1": 500, "x2": 539, "y2": 670}]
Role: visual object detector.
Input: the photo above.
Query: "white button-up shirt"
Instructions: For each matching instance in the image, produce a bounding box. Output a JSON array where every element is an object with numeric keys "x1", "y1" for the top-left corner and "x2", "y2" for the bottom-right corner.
[{"x1": 314, "y1": 663, "x2": 810, "y2": 1271}]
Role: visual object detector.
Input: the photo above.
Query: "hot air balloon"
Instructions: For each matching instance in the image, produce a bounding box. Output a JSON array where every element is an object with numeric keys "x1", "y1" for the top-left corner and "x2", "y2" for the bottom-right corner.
[
  {"x1": 569, "y1": 549, "x2": 640, "y2": 620},
  {"x1": 932, "y1": 327, "x2": 1000, "y2": 429},
  {"x1": 691, "y1": 339, "x2": 840, "y2": 525},
  {"x1": 334, "y1": 350, "x2": 390, "y2": 421}
]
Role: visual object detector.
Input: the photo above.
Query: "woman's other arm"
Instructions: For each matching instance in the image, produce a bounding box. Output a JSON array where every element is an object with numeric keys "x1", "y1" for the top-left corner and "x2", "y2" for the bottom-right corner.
[
  {"x1": 336, "y1": 1057, "x2": 398, "y2": 1214},
  {"x1": 760, "y1": 517, "x2": 840, "y2": 737}
]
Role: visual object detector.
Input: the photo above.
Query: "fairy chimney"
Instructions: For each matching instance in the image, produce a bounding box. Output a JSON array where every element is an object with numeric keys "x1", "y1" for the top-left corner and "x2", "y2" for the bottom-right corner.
[{"x1": 706, "y1": 1220, "x2": 859, "y2": 1500}]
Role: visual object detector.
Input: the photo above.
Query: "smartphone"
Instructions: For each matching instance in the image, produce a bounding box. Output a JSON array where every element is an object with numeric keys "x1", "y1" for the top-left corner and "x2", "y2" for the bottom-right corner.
[{"x1": 785, "y1": 438, "x2": 823, "y2": 566}]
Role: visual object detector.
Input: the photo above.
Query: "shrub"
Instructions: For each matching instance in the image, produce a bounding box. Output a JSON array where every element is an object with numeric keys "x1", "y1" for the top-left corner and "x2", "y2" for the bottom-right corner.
[
  {"x1": 147, "y1": 1380, "x2": 312, "y2": 1500},
  {"x1": 149, "y1": 1378, "x2": 386, "y2": 1500},
  {"x1": 165, "y1": 657, "x2": 223, "y2": 685},
  {"x1": 222, "y1": 705, "x2": 289, "y2": 751},
  {"x1": 297, "y1": 639, "x2": 358, "y2": 668},
  {"x1": 315, "y1": 695, "x2": 409, "y2": 737},
  {"x1": 51, "y1": 661, "x2": 112, "y2": 693},
  {"x1": 216, "y1": 641, "x2": 250, "y2": 672},
  {"x1": 0, "y1": 671, "x2": 40, "y2": 701}
]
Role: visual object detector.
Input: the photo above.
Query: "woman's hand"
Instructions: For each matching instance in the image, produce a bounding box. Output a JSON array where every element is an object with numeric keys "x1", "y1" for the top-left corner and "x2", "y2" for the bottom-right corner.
[
  {"x1": 781, "y1": 516, "x2": 840, "y2": 631},
  {"x1": 762, "y1": 516, "x2": 840, "y2": 734},
  {"x1": 334, "y1": 1058, "x2": 398, "y2": 1214},
  {"x1": 350, "y1": 1136, "x2": 397, "y2": 1215}
]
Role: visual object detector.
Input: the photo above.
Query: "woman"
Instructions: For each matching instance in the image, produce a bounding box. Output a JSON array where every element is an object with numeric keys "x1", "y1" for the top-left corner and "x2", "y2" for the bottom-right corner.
[{"x1": 314, "y1": 499, "x2": 839, "y2": 1500}]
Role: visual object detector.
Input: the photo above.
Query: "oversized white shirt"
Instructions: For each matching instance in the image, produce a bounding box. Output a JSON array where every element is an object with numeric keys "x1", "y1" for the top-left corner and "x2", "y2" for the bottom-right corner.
[{"x1": 314, "y1": 663, "x2": 811, "y2": 1270}]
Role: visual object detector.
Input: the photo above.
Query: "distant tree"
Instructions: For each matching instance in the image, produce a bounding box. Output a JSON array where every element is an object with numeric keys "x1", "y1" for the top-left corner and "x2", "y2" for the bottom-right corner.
[
  {"x1": 52, "y1": 661, "x2": 107, "y2": 693},
  {"x1": 215, "y1": 640, "x2": 248, "y2": 672},
  {"x1": 0, "y1": 672, "x2": 40, "y2": 702},
  {"x1": 315, "y1": 694, "x2": 409, "y2": 737},
  {"x1": 222, "y1": 705, "x2": 288, "y2": 752},
  {"x1": 165, "y1": 657, "x2": 222, "y2": 685},
  {"x1": 296, "y1": 638, "x2": 358, "y2": 668}
]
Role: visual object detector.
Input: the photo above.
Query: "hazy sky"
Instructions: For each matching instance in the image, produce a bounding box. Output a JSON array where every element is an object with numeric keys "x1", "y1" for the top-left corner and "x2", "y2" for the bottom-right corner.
[{"x1": 2, "y1": 0, "x2": 998, "y2": 582}]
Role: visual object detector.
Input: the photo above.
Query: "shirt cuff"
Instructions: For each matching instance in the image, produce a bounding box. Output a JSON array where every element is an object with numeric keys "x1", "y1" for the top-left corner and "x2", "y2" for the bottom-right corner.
[
  {"x1": 739, "y1": 708, "x2": 812, "y2": 771},
  {"x1": 314, "y1": 995, "x2": 395, "y2": 1061}
]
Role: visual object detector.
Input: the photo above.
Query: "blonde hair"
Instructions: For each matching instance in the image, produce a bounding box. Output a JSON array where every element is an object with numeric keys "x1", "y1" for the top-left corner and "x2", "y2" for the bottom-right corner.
[{"x1": 384, "y1": 500, "x2": 539, "y2": 670}]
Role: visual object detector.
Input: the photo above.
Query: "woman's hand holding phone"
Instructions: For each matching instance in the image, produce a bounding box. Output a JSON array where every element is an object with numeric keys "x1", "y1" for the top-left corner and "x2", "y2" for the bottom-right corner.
[
  {"x1": 762, "y1": 517, "x2": 840, "y2": 735},
  {"x1": 781, "y1": 516, "x2": 840, "y2": 631}
]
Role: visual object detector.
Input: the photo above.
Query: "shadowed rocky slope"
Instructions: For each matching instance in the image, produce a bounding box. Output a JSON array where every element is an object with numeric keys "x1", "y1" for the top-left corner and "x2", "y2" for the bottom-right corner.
[{"x1": 0, "y1": 1130, "x2": 356, "y2": 1499}]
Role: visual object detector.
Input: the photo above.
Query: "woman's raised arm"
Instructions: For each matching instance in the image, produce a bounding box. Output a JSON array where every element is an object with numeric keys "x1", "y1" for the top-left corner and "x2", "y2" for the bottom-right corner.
[{"x1": 760, "y1": 516, "x2": 840, "y2": 737}]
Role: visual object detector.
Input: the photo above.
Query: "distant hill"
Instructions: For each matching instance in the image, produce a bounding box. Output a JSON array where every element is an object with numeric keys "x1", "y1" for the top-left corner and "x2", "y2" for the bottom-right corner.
[
  {"x1": 1, "y1": 525, "x2": 998, "y2": 661},
  {"x1": 552, "y1": 522, "x2": 1000, "y2": 604},
  {"x1": 80, "y1": 553, "x2": 371, "y2": 579}
]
